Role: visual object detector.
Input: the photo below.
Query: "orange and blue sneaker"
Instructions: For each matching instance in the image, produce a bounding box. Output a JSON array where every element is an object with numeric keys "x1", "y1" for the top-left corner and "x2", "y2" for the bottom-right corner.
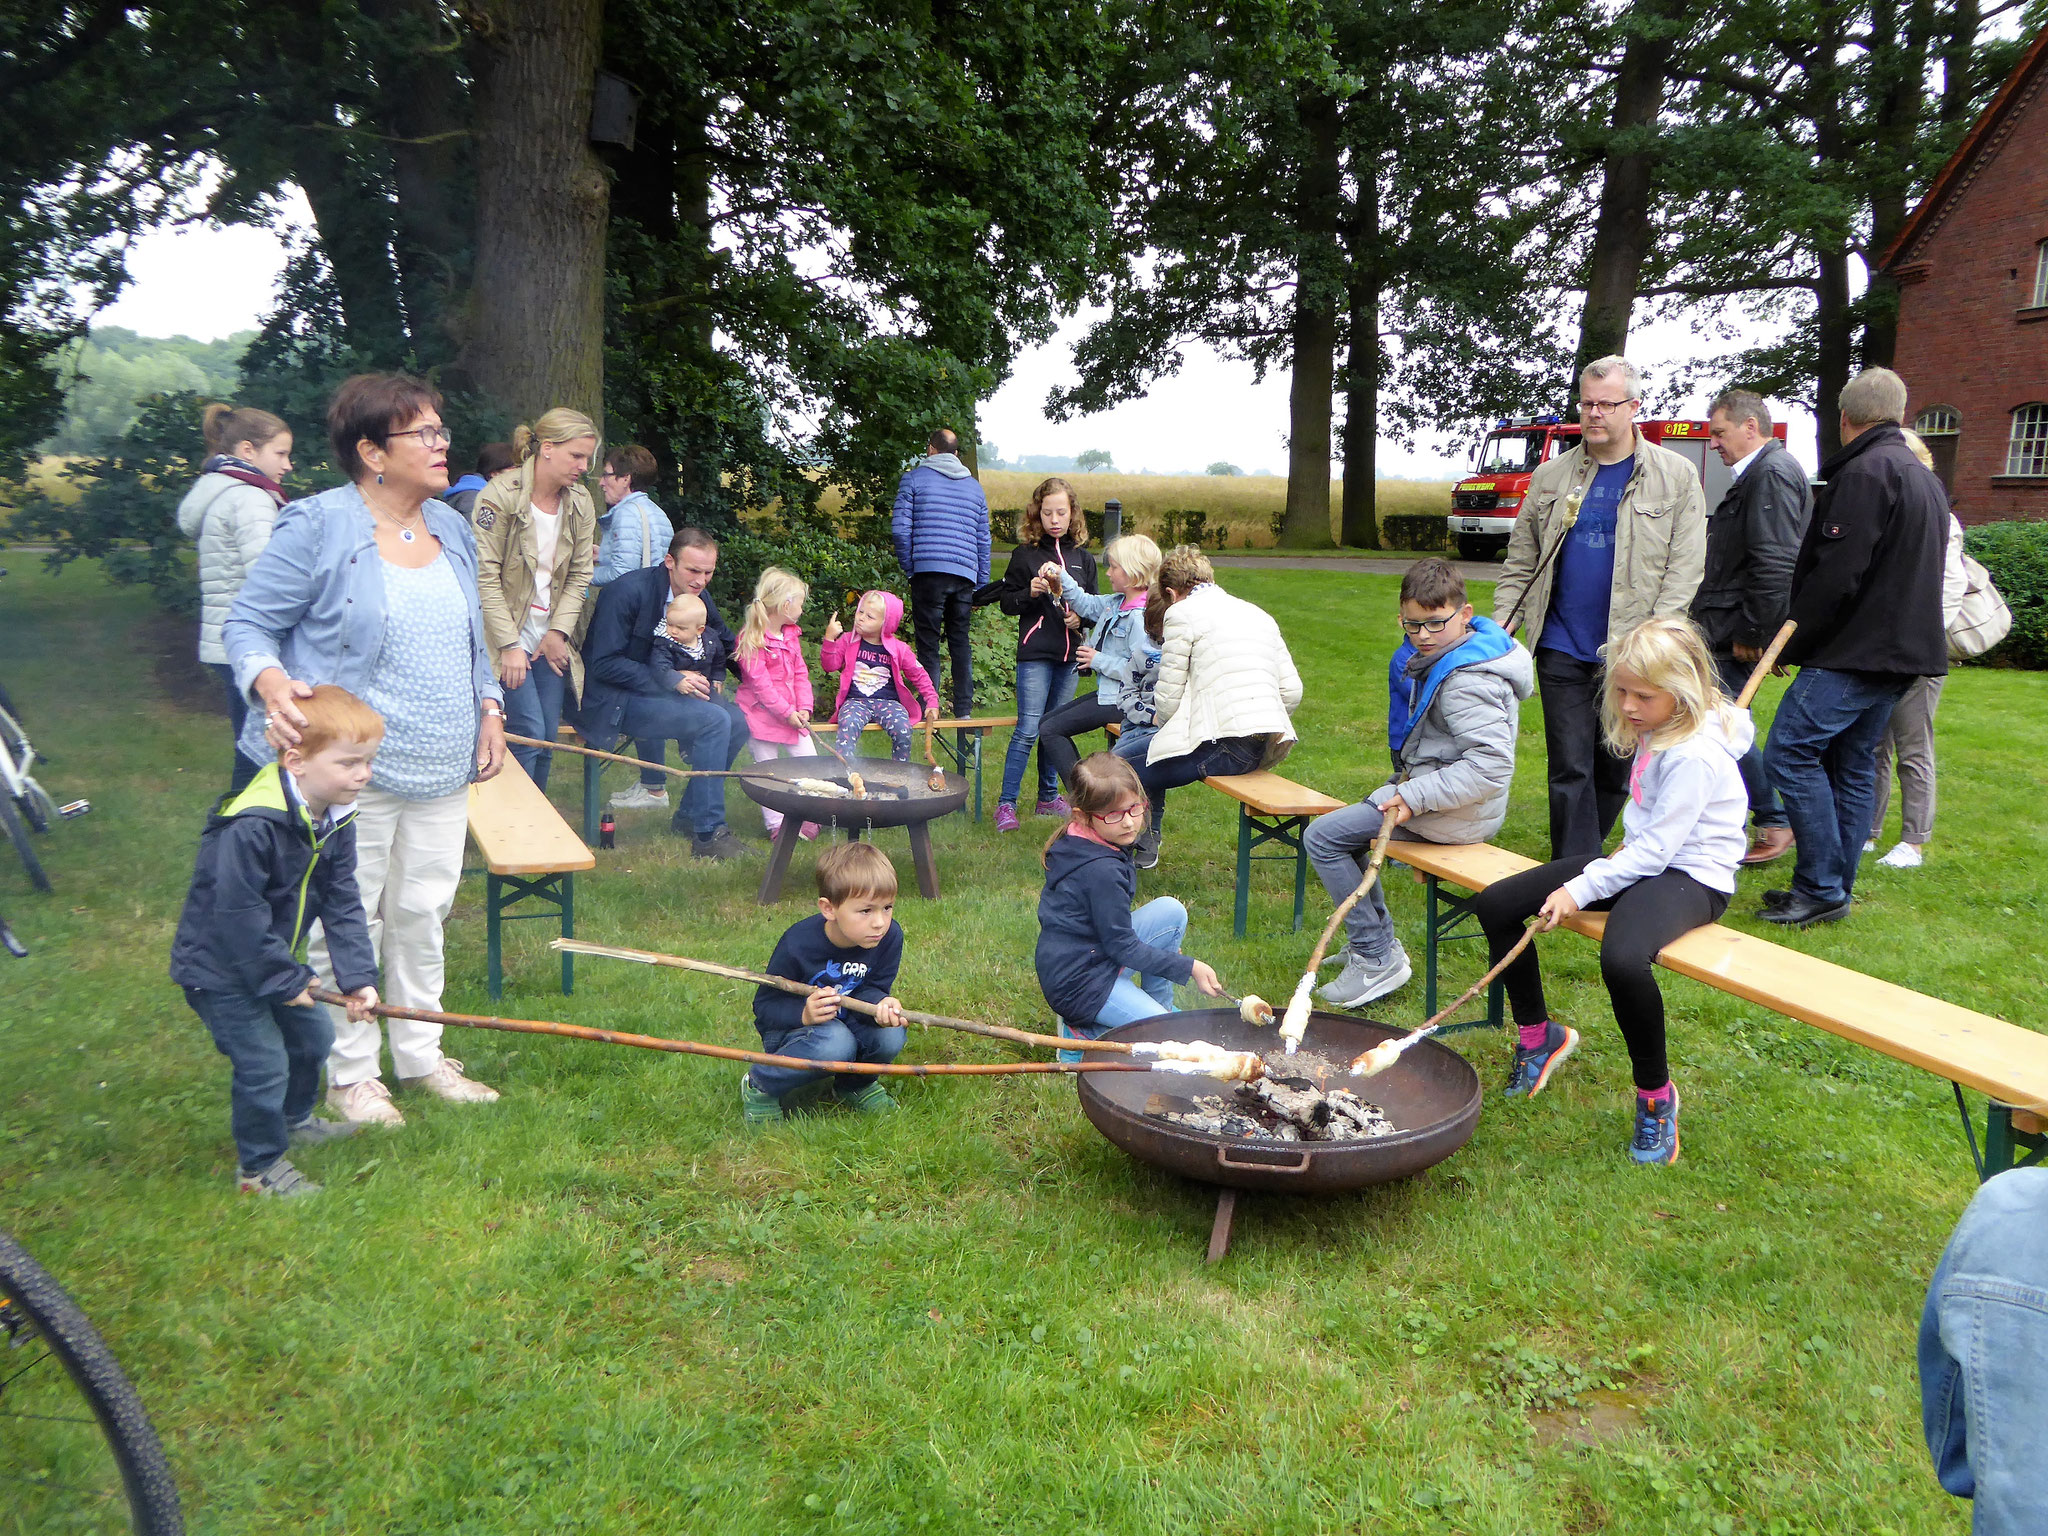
[
  {"x1": 1503, "y1": 1021, "x2": 1577, "y2": 1098},
  {"x1": 1629, "y1": 1086, "x2": 1680, "y2": 1166}
]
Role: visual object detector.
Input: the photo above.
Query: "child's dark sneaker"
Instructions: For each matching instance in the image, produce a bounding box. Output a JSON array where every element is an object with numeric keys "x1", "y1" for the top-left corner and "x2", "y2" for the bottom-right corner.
[
  {"x1": 1034, "y1": 795, "x2": 1071, "y2": 819},
  {"x1": 238, "y1": 1158, "x2": 320, "y2": 1198},
  {"x1": 1503, "y1": 1021, "x2": 1577, "y2": 1098},
  {"x1": 1630, "y1": 1086, "x2": 1680, "y2": 1166},
  {"x1": 288, "y1": 1115, "x2": 362, "y2": 1148},
  {"x1": 994, "y1": 802, "x2": 1021, "y2": 833},
  {"x1": 837, "y1": 1080, "x2": 898, "y2": 1114},
  {"x1": 739, "y1": 1070, "x2": 784, "y2": 1127},
  {"x1": 1132, "y1": 828, "x2": 1161, "y2": 870}
]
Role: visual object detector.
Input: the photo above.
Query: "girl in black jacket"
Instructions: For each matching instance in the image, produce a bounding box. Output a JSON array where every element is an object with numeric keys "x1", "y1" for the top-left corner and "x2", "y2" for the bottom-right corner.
[
  {"x1": 994, "y1": 477, "x2": 1098, "y2": 830},
  {"x1": 1034, "y1": 753, "x2": 1224, "y2": 1060}
]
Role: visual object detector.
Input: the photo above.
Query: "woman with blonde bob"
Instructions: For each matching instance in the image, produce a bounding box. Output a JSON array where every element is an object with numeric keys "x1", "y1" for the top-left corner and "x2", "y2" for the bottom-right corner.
[
  {"x1": 1035, "y1": 533, "x2": 1164, "y2": 793},
  {"x1": 473, "y1": 407, "x2": 600, "y2": 789},
  {"x1": 1469, "y1": 616, "x2": 1751, "y2": 1167}
]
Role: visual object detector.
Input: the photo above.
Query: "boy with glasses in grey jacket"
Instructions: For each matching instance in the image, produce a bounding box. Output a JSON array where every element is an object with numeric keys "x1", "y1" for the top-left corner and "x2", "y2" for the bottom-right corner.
[{"x1": 1305, "y1": 559, "x2": 1534, "y2": 1006}]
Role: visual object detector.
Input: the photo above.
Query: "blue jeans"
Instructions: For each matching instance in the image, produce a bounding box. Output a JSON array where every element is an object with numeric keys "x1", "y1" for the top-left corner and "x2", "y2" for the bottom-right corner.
[
  {"x1": 183, "y1": 986, "x2": 334, "y2": 1175},
  {"x1": 1304, "y1": 800, "x2": 1398, "y2": 961},
  {"x1": 210, "y1": 663, "x2": 262, "y2": 796},
  {"x1": 1056, "y1": 897, "x2": 1187, "y2": 1061},
  {"x1": 999, "y1": 659, "x2": 1079, "y2": 807},
  {"x1": 1111, "y1": 725, "x2": 1156, "y2": 764},
  {"x1": 1920, "y1": 1167, "x2": 2048, "y2": 1534},
  {"x1": 1763, "y1": 667, "x2": 1908, "y2": 904},
  {"x1": 620, "y1": 692, "x2": 745, "y2": 838},
  {"x1": 1134, "y1": 734, "x2": 1264, "y2": 829},
  {"x1": 1714, "y1": 654, "x2": 1786, "y2": 829},
  {"x1": 502, "y1": 656, "x2": 569, "y2": 790},
  {"x1": 751, "y1": 1018, "x2": 908, "y2": 1101}
]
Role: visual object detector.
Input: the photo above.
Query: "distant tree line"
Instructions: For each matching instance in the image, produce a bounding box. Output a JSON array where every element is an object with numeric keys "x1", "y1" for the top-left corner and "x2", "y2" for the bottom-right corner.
[{"x1": 2, "y1": 0, "x2": 2037, "y2": 548}]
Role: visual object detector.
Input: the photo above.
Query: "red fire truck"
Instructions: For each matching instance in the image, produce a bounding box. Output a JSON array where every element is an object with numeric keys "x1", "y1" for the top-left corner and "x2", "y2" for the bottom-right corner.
[{"x1": 1447, "y1": 415, "x2": 1788, "y2": 563}]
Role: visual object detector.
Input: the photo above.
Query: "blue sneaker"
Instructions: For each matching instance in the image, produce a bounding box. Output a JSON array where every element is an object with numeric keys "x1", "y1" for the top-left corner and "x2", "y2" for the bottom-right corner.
[
  {"x1": 1630, "y1": 1086, "x2": 1680, "y2": 1166},
  {"x1": 1503, "y1": 1022, "x2": 1578, "y2": 1098}
]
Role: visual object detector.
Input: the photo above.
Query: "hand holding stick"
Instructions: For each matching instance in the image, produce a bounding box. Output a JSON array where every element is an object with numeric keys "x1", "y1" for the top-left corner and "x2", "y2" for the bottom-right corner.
[
  {"x1": 1735, "y1": 620, "x2": 1797, "y2": 708},
  {"x1": 1350, "y1": 924, "x2": 1538, "y2": 1077},
  {"x1": 1280, "y1": 817, "x2": 1398, "y2": 1054}
]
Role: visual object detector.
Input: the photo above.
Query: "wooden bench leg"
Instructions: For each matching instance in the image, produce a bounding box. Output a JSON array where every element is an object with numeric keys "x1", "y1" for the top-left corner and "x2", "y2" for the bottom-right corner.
[
  {"x1": 1234, "y1": 807, "x2": 1252, "y2": 938},
  {"x1": 484, "y1": 872, "x2": 573, "y2": 999},
  {"x1": 1420, "y1": 874, "x2": 1504, "y2": 1036},
  {"x1": 1424, "y1": 873, "x2": 1441, "y2": 1017},
  {"x1": 560, "y1": 873, "x2": 574, "y2": 996},
  {"x1": 971, "y1": 730, "x2": 985, "y2": 823},
  {"x1": 487, "y1": 873, "x2": 505, "y2": 1002},
  {"x1": 1979, "y1": 1101, "x2": 2048, "y2": 1180},
  {"x1": 582, "y1": 754, "x2": 602, "y2": 845}
]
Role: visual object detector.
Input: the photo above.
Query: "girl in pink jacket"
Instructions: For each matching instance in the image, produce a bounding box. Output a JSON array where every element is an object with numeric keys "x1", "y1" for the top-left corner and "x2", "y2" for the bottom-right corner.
[
  {"x1": 733, "y1": 567, "x2": 820, "y2": 839},
  {"x1": 821, "y1": 590, "x2": 941, "y2": 761}
]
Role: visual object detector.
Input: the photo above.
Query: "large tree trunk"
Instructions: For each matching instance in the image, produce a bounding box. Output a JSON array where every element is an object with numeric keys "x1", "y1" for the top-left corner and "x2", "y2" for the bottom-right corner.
[
  {"x1": 1278, "y1": 92, "x2": 1341, "y2": 549},
  {"x1": 292, "y1": 129, "x2": 409, "y2": 361},
  {"x1": 462, "y1": 0, "x2": 608, "y2": 430},
  {"x1": 1340, "y1": 148, "x2": 1381, "y2": 550},
  {"x1": 1815, "y1": 245, "x2": 1853, "y2": 458},
  {"x1": 1572, "y1": 0, "x2": 1686, "y2": 383}
]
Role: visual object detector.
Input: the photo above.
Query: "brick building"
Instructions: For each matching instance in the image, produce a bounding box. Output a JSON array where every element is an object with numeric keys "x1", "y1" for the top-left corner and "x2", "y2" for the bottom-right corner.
[{"x1": 1883, "y1": 25, "x2": 2048, "y2": 525}]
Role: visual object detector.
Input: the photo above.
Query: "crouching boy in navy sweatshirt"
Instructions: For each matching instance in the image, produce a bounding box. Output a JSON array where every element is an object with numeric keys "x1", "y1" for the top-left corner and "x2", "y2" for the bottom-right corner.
[
  {"x1": 739, "y1": 841, "x2": 910, "y2": 1126},
  {"x1": 1305, "y1": 557, "x2": 1534, "y2": 1008},
  {"x1": 169, "y1": 685, "x2": 384, "y2": 1197}
]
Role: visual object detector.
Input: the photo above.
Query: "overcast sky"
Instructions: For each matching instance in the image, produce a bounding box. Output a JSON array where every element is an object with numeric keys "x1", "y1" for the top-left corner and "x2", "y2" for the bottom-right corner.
[{"x1": 94, "y1": 207, "x2": 1825, "y2": 479}]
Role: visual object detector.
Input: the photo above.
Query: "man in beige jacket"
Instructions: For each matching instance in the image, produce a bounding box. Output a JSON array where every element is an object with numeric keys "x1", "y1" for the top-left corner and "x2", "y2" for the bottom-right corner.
[{"x1": 1493, "y1": 357, "x2": 1706, "y2": 858}]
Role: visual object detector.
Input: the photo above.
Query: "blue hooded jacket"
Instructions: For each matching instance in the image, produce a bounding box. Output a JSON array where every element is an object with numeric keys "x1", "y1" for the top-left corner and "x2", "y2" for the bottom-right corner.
[
  {"x1": 891, "y1": 454, "x2": 992, "y2": 583},
  {"x1": 1386, "y1": 616, "x2": 1517, "y2": 754}
]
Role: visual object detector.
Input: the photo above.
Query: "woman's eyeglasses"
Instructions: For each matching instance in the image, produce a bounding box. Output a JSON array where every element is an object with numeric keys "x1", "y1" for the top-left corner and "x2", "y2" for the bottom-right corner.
[
  {"x1": 1092, "y1": 804, "x2": 1146, "y2": 826},
  {"x1": 1399, "y1": 614, "x2": 1458, "y2": 636},
  {"x1": 389, "y1": 425, "x2": 453, "y2": 449}
]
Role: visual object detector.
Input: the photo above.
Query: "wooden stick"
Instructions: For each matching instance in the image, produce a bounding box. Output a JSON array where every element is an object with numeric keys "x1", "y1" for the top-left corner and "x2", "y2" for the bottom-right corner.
[
  {"x1": 1349, "y1": 924, "x2": 1539, "y2": 1075},
  {"x1": 504, "y1": 733, "x2": 763, "y2": 783},
  {"x1": 307, "y1": 989, "x2": 1144, "y2": 1077},
  {"x1": 813, "y1": 733, "x2": 868, "y2": 798},
  {"x1": 551, "y1": 937, "x2": 1138, "y2": 1056},
  {"x1": 1734, "y1": 620, "x2": 1798, "y2": 708},
  {"x1": 922, "y1": 718, "x2": 946, "y2": 791},
  {"x1": 1278, "y1": 818, "x2": 1398, "y2": 1051}
]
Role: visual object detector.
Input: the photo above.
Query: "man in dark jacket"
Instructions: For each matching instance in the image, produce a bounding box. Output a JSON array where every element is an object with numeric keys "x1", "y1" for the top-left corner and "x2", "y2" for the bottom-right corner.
[
  {"x1": 574, "y1": 526, "x2": 751, "y2": 859},
  {"x1": 892, "y1": 429, "x2": 992, "y2": 717},
  {"x1": 1760, "y1": 368, "x2": 1950, "y2": 926},
  {"x1": 1690, "y1": 388, "x2": 1812, "y2": 866}
]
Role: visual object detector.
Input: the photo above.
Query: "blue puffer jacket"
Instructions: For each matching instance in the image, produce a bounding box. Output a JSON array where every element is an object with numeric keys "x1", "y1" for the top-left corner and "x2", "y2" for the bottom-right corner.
[{"x1": 891, "y1": 454, "x2": 992, "y2": 583}]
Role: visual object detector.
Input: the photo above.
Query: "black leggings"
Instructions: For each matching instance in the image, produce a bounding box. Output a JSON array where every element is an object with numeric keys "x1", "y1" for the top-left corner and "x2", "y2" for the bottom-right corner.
[
  {"x1": 1040, "y1": 696, "x2": 1124, "y2": 790},
  {"x1": 1470, "y1": 855, "x2": 1728, "y2": 1090}
]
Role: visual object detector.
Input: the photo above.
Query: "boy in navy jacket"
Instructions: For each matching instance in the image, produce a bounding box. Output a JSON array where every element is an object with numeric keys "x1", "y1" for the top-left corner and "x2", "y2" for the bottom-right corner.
[
  {"x1": 170, "y1": 686, "x2": 383, "y2": 1196},
  {"x1": 739, "y1": 842, "x2": 909, "y2": 1125}
]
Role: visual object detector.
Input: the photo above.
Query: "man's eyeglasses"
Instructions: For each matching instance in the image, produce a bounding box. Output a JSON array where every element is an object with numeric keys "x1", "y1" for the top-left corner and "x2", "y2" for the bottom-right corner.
[
  {"x1": 1400, "y1": 615, "x2": 1459, "y2": 636},
  {"x1": 389, "y1": 425, "x2": 453, "y2": 449},
  {"x1": 1578, "y1": 398, "x2": 1637, "y2": 418},
  {"x1": 1092, "y1": 804, "x2": 1146, "y2": 826}
]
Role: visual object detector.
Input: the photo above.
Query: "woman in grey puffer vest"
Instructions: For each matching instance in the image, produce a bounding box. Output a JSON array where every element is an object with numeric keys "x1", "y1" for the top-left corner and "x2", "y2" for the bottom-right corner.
[{"x1": 177, "y1": 403, "x2": 293, "y2": 793}]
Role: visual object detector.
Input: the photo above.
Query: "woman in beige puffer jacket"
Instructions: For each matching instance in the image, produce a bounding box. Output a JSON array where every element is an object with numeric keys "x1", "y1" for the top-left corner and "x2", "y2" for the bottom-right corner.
[
  {"x1": 1131, "y1": 546, "x2": 1303, "y2": 866},
  {"x1": 176, "y1": 402, "x2": 293, "y2": 793}
]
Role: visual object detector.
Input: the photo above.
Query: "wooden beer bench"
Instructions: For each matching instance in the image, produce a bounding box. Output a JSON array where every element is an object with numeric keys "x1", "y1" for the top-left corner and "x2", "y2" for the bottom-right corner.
[
  {"x1": 467, "y1": 756, "x2": 593, "y2": 1000},
  {"x1": 1202, "y1": 771, "x2": 1346, "y2": 937}
]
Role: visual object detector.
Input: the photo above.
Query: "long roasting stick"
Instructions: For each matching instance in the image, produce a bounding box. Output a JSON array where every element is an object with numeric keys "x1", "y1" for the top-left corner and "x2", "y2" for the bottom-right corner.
[
  {"x1": 307, "y1": 989, "x2": 1145, "y2": 1076},
  {"x1": 813, "y1": 733, "x2": 868, "y2": 798},
  {"x1": 504, "y1": 733, "x2": 765, "y2": 783},
  {"x1": 922, "y1": 718, "x2": 946, "y2": 791},
  {"x1": 1734, "y1": 620, "x2": 1797, "y2": 709},
  {"x1": 1278, "y1": 818, "x2": 1399, "y2": 1053},
  {"x1": 1351, "y1": 923, "x2": 1539, "y2": 1076},
  {"x1": 552, "y1": 938, "x2": 1139, "y2": 1055}
]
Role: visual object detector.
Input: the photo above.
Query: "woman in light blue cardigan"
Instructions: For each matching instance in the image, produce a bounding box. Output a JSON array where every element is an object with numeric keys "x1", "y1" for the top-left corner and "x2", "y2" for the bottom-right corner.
[{"x1": 223, "y1": 373, "x2": 507, "y2": 1127}]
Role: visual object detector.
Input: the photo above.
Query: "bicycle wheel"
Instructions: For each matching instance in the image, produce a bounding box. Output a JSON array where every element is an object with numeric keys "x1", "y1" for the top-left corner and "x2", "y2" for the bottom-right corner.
[
  {"x1": 0, "y1": 1233, "x2": 183, "y2": 1534},
  {"x1": 0, "y1": 794, "x2": 49, "y2": 893}
]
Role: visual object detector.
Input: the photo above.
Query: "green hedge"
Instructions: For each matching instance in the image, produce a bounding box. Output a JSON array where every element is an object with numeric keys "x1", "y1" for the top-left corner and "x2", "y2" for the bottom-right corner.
[
  {"x1": 1964, "y1": 519, "x2": 2048, "y2": 670},
  {"x1": 1381, "y1": 513, "x2": 1451, "y2": 553}
]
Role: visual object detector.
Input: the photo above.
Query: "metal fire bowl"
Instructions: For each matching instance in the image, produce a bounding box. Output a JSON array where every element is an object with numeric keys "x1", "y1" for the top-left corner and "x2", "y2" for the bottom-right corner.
[
  {"x1": 1076, "y1": 1006, "x2": 1482, "y2": 1194},
  {"x1": 737, "y1": 754, "x2": 968, "y2": 830}
]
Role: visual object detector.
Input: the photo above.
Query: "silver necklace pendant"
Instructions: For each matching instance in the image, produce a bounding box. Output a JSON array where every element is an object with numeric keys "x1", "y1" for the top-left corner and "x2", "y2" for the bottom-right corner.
[{"x1": 399, "y1": 528, "x2": 416, "y2": 542}]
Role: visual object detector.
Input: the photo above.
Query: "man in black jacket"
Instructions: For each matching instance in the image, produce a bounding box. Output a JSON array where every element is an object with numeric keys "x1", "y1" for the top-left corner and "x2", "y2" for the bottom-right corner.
[
  {"x1": 1760, "y1": 368, "x2": 1950, "y2": 926},
  {"x1": 1690, "y1": 388, "x2": 1811, "y2": 866},
  {"x1": 574, "y1": 526, "x2": 752, "y2": 859}
]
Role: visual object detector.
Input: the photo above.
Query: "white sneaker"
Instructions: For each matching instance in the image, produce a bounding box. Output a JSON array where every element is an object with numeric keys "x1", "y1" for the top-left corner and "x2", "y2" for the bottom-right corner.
[
  {"x1": 1877, "y1": 842, "x2": 1924, "y2": 869},
  {"x1": 1317, "y1": 943, "x2": 1413, "y2": 1008},
  {"x1": 400, "y1": 1057, "x2": 501, "y2": 1103},
  {"x1": 1862, "y1": 839, "x2": 1877, "y2": 853},
  {"x1": 610, "y1": 784, "x2": 669, "y2": 810},
  {"x1": 327, "y1": 1077, "x2": 406, "y2": 1127}
]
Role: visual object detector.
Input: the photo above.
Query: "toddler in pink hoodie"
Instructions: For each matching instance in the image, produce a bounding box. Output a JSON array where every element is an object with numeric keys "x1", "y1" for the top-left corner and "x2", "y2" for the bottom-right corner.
[
  {"x1": 733, "y1": 567, "x2": 821, "y2": 838},
  {"x1": 821, "y1": 590, "x2": 940, "y2": 761}
]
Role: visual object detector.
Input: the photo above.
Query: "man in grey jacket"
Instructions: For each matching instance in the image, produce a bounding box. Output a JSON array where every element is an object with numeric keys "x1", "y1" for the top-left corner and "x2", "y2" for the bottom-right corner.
[
  {"x1": 1308, "y1": 560, "x2": 1534, "y2": 1006},
  {"x1": 892, "y1": 429, "x2": 992, "y2": 717},
  {"x1": 1690, "y1": 389, "x2": 1812, "y2": 865},
  {"x1": 1494, "y1": 357, "x2": 1707, "y2": 860}
]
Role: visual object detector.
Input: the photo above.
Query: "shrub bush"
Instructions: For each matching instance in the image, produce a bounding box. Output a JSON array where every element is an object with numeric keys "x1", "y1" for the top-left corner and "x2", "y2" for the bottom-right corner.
[
  {"x1": 1382, "y1": 513, "x2": 1451, "y2": 553},
  {"x1": 1964, "y1": 519, "x2": 2048, "y2": 670}
]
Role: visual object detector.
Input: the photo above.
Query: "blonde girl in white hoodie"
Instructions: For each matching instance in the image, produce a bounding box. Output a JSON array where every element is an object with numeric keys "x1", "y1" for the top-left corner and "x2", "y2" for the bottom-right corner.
[{"x1": 1470, "y1": 616, "x2": 1749, "y2": 1167}]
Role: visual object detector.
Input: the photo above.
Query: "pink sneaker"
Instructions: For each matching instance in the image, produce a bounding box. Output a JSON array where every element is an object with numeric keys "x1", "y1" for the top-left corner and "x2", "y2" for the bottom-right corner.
[
  {"x1": 798, "y1": 822, "x2": 822, "y2": 841},
  {"x1": 994, "y1": 803, "x2": 1020, "y2": 832},
  {"x1": 1035, "y1": 795, "x2": 1071, "y2": 818}
]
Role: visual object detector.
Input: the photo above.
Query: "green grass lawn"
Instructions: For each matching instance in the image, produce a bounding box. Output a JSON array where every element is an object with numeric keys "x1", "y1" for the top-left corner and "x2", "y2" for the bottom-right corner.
[{"x1": 6, "y1": 558, "x2": 2043, "y2": 1534}]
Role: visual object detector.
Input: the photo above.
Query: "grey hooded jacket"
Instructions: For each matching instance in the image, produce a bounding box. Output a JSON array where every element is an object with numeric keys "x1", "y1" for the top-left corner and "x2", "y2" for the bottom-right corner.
[{"x1": 1368, "y1": 642, "x2": 1535, "y2": 844}]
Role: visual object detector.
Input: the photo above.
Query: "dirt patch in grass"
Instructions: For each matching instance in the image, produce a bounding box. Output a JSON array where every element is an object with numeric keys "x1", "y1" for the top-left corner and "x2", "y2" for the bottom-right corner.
[
  {"x1": 1530, "y1": 1386, "x2": 1653, "y2": 1448},
  {"x1": 684, "y1": 1256, "x2": 750, "y2": 1285}
]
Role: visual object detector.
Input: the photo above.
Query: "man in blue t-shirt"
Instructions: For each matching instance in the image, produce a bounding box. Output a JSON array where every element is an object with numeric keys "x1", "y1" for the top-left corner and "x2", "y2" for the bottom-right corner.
[{"x1": 1491, "y1": 357, "x2": 1708, "y2": 858}]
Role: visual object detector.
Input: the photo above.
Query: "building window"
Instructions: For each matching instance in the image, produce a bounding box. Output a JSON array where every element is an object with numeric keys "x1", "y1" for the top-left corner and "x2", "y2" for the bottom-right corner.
[
  {"x1": 2008, "y1": 404, "x2": 2048, "y2": 477},
  {"x1": 1915, "y1": 405, "x2": 1960, "y2": 436},
  {"x1": 2036, "y1": 240, "x2": 2048, "y2": 308}
]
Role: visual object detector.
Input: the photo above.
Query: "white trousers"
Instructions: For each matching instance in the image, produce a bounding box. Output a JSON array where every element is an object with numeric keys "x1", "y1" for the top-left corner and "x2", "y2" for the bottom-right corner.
[
  {"x1": 308, "y1": 784, "x2": 470, "y2": 1085},
  {"x1": 747, "y1": 734, "x2": 816, "y2": 833}
]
